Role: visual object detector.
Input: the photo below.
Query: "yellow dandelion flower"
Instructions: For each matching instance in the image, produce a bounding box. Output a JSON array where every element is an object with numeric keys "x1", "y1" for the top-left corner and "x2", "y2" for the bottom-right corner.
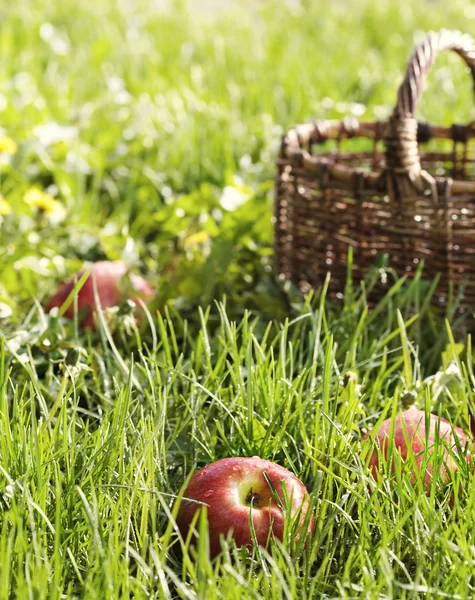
[
  {"x1": 24, "y1": 188, "x2": 66, "y2": 221},
  {"x1": 24, "y1": 188, "x2": 56, "y2": 212},
  {"x1": 0, "y1": 136, "x2": 18, "y2": 155},
  {"x1": 184, "y1": 230, "x2": 209, "y2": 248},
  {"x1": 0, "y1": 194, "x2": 12, "y2": 216}
]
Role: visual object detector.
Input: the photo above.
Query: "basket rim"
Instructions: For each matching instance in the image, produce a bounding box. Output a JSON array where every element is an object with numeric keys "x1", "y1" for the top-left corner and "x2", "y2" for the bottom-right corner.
[{"x1": 280, "y1": 119, "x2": 475, "y2": 196}]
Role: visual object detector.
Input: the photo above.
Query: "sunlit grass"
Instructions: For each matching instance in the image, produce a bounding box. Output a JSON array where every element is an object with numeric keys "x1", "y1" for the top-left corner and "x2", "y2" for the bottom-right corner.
[{"x1": 1, "y1": 290, "x2": 474, "y2": 597}]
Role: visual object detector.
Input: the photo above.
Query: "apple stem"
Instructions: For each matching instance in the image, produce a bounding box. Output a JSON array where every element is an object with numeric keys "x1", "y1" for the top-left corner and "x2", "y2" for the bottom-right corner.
[
  {"x1": 470, "y1": 407, "x2": 475, "y2": 438},
  {"x1": 246, "y1": 488, "x2": 260, "y2": 506}
]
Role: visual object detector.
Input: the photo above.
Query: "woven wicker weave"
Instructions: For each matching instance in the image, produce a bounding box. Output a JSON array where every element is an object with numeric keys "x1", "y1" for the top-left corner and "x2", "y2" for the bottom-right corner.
[{"x1": 275, "y1": 30, "x2": 475, "y2": 311}]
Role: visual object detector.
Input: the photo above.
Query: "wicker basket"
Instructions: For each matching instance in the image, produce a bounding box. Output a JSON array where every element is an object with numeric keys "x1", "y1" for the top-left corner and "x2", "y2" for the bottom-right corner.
[{"x1": 275, "y1": 30, "x2": 475, "y2": 312}]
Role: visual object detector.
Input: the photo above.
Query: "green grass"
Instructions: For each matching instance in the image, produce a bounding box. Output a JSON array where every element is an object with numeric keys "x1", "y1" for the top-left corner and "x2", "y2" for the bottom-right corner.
[{"x1": 1, "y1": 0, "x2": 475, "y2": 597}]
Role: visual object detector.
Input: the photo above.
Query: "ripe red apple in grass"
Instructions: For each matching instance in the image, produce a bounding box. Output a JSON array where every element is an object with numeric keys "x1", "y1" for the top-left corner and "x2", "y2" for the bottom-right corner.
[
  {"x1": 176, "y1": 457, "x2": 313, "y2": 559},
  {"x1": 45, "y1": 260, "x2": 153, "y2": 330},
  {"x1": 362, "y1": 408, "x2": 471, "y2": 490}
]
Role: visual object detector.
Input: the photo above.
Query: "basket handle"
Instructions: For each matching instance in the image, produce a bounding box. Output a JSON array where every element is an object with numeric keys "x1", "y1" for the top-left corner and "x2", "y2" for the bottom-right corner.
[{"x1": 385, "y1": 30, "x2": 475, "y2": 176}]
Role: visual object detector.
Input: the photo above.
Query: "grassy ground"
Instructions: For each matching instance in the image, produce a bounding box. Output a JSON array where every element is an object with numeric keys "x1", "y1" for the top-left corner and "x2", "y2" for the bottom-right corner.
[{"x1": 1, "y1": 0, "x2": 475, "y2": 597}]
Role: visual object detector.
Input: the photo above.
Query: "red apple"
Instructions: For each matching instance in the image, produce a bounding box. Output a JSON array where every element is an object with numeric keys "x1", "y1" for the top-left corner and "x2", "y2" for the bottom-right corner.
[
  {"x1": 45, "y1": 260, "x2": 153, "y2": 330},
  {"x1": 362, "y1": 408, "x2": 471, "y2": 490},
  {"x1": 176, "y1": 456, "x2": 313, "y2": 559}
]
